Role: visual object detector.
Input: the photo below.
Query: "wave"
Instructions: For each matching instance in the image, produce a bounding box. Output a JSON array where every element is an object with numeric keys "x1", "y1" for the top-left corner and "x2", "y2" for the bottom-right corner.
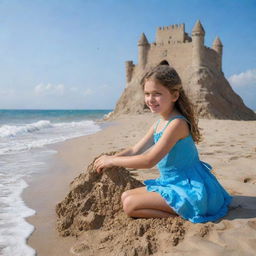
[
  {"x1": 0, "y1": 120, "x2": 52, "y2": 138},
  {"x1": 0, "y1": 119, "x2": 99, "y2": 138},
  {"x1": 0, "y1": 119, "x2": 101, "y2": 155}
]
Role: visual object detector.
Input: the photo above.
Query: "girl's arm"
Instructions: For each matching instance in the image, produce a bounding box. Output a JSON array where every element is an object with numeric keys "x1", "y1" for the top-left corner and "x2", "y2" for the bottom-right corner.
[
  {"x1": 94, "y1": 119, "x2": 189, "y2": 172},
  {"x1": 114, "y1": 123, "x2": 155, "y2": 157},
  {"x1": 113, "y1": 119, "x2": 189, "y2": 168}
]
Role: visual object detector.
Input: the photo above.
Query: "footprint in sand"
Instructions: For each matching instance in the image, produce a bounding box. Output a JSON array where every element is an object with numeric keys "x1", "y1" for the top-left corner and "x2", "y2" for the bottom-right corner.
[
  {"x1": 214, "y1": 150, "x2": 223, "y2": 153},
  {"x1": 201, "y1": 152, "x2": 214, "y2": 155},
  {"x1": 244, "y1": 154, "x2": 253, "y2": 158},
  {"x1": 214, "y1": 220, "x2": 231, "y2": 231},
  {"x1": 209, "y1": 143, "x2": 223, "y2": 147},
  {"x1": 247, "y1": 220, "x2": 256, "y2": 230},
  {"x1": 242, "y1": 177, "x2": 256, "y2": 184},
  {"x1": 229, "y1": 156, "x2": 239, "y2": 161}
]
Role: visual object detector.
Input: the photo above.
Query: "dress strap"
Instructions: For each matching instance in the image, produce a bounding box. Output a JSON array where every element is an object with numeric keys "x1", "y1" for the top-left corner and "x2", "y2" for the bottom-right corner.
[
  {"x1": 161, "y1": 115, "x2": 188, "y2": 133},
  {"x1": 154, "y1": 119, "x2": 161, "y2": 133}
]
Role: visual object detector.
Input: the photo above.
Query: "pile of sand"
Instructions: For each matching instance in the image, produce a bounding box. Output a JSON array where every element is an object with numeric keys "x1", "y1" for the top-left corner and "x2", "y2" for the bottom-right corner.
[
  {"x1": 56, "y1": 153, "x2": 206, "y2": 256},
  {"x1": 56, "y1": 152, "x2": 143, "y2": 236}
]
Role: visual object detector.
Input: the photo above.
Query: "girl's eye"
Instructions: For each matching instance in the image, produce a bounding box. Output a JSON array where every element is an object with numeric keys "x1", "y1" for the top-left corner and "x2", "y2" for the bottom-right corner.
[{"x1": 155, "y1": 93, "x2": 161, "y2": 96}]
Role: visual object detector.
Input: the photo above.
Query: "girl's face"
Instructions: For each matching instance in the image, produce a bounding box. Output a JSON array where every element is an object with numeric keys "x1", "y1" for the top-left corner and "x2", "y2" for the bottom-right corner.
[{"x1": 144, "y1": 79, "x2": 179, "y2": 118}]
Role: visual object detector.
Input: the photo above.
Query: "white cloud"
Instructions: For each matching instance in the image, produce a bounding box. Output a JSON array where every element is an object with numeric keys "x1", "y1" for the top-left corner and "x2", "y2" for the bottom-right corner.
[
  {"x1": 100, "y1": 84, "x2": 110, "y2": 89},
  {"x1": 33, "y1": 83, "x2": 94, "y2": 99},
  {"x1": 0, "y1": 88, "x2": 15, "y2": 96},
  {"x1": 70, "y1": 87, "x2": 78, "y2": 92},
  {"x1": 83, "y1": 88, "x2": 93, "y2": 96},
  {"x1": 34, "y1": 83, "x2": 65, "y2": 96},
  {"x1": 228, "y1": 69, "x2": 256, "y2": 87}
]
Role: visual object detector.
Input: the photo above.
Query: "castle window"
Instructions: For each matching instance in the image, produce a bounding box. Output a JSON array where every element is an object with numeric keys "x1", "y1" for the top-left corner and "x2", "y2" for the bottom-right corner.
[{"x1": 159, "y1": 60, "x2": 169, "y2": 66}]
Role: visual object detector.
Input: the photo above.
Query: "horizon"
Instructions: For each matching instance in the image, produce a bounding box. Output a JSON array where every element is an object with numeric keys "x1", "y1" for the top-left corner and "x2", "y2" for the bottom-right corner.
[{"x1": 0, "y1": 0, "x2": 255, "y2": 110}]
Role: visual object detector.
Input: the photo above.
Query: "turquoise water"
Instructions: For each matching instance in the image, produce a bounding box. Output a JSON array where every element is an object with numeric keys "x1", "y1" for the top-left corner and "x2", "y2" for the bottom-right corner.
[
  {"x1": 0, "y1": 109, "x2": 112, "y2": 125},
  {"x1": 0, "y1": 109, "x2": 112, "y2": 256}
]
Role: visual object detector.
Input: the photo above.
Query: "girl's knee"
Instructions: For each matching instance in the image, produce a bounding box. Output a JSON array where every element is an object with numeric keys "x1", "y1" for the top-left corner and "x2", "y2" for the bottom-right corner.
[
  {"x1": 122, "y1": 195, "x2": 136, "y2": 216},
  {"x1": 121, "y1": 190, "x2": 132, "y2": 203}
]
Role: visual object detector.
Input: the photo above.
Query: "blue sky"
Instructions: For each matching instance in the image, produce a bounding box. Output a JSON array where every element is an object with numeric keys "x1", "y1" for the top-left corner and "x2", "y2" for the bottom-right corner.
[{"x1": 0, "y1": 0, "x2": 255, "y2": 110}]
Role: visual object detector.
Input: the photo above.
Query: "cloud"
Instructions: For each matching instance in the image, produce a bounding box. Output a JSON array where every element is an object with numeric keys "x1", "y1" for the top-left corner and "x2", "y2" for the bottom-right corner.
[
  {"x1": 70, "y1": 87, "x2": 79, "y2": 92},
  {"x1": 34, "y1": 83, "x2": 65, "y2": 96},
  {"x1": 83, "y1": 88, "x2": 93, "y2": 96},
  {"x1": 100, "y1": 84, "x2": 111, "y2": 89},
  {"x1": 228, "y1": 69, "x2": 256, "y2": 87},
  {"x1": 0, "y1": 88, "x2": 15, "y2": 96},
  {"x1": 228, "y1": 69, "x2": 256, "y2": 110},
  {"x1": 34, "y1": 83, "x2": 94, "y2": 97}
]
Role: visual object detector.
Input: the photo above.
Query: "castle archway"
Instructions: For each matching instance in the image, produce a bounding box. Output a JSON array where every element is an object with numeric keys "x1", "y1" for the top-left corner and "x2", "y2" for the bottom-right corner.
[{"x1": 159, "y1": 60, "x2": 169, "y2": 66}]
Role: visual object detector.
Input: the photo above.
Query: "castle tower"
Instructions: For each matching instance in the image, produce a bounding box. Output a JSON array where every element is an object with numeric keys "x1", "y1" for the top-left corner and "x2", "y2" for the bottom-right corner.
[
  {"x1": 138, "y1": 33, "x2": 150, "y2": 68},
  {"x1": 125, "y1": 60, "x2": 134, "y2": 84},
  {"x1": 192, "y1": 20, "x2": 205, "y2": 67},
  {"x1": 212, "y1": 36, "x2": 223, "y2": 72}
]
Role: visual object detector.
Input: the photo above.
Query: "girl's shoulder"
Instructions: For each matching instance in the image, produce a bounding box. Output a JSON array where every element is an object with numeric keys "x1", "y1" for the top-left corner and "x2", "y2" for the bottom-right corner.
[{"x1": 163, "y1": 116, "x2": 190, "y2": 140}]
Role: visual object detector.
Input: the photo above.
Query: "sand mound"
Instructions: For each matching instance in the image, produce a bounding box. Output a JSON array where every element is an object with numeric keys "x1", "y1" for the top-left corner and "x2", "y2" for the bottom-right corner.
[
  {"x1": 56, "y1": 152, "x2": 143, "y2": 237},
  {"x1": 56, "y1": 153, "x2": 190, "y2": 255}
]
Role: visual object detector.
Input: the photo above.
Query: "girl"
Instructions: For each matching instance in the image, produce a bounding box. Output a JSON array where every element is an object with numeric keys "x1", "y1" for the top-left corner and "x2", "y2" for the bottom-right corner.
[{"x1": 94, "y1": 65, "x2": 232, "y2": 223}]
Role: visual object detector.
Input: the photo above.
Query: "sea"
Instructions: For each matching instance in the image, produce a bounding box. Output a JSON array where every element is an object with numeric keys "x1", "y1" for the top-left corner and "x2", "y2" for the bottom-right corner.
[{"x1": 0, "y1": 109, "x2": 112, "y2": 256}]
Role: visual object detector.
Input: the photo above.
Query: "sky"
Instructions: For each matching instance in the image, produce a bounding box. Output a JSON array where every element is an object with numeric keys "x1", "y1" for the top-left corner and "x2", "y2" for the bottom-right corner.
[{"x1": 0, "y1": 0, "x2": 255, "y2": 110}]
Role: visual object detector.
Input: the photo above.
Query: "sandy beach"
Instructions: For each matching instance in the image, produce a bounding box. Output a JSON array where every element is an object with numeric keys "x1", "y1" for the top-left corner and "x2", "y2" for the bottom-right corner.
[{"x1": 24, "y1": 113, "x2": 256, "y2": 256}]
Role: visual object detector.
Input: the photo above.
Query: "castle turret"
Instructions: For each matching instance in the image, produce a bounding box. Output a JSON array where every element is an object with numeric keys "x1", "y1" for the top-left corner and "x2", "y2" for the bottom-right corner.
[
  {"x1": 192, "y1": 20, "x2": 205, "y2": 67},
  {"x1": 212, "y1": 36, "x2": 223, "y2": 72},
  {"x1": 138, "y1": 33, "x2": 150, "y2": 68},
  {"x1": 125, "y1": 60, "x2": 134, "y2": 84}
]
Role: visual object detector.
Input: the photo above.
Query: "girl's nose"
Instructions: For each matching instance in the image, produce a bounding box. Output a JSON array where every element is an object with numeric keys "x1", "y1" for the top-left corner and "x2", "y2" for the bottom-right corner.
[{"x1": 149, "y1": 95, "x2": 156, "y2": 102}]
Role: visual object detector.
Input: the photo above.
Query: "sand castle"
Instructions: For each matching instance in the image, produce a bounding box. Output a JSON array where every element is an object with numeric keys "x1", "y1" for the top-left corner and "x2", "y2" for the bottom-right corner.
[{"x1": 113, "y1": 20, "x2": 256, "y2": 120}]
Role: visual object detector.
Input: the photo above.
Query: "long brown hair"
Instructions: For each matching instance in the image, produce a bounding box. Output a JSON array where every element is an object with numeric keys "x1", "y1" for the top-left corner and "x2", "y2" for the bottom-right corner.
[{"x1": 141, "y1": 65, "x2": 202, "y2": 143}]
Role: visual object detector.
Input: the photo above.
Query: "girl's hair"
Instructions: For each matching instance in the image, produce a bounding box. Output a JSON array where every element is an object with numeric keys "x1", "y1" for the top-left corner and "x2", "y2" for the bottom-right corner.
[{"x1": 141, "y1": 65, "x2": 202, "y2": 143}]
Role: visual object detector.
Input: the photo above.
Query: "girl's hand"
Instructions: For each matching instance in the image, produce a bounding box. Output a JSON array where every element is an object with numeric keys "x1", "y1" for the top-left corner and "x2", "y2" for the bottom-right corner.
[{"x1": 93, "y1": 155, "x2": 115, "y2": 173}]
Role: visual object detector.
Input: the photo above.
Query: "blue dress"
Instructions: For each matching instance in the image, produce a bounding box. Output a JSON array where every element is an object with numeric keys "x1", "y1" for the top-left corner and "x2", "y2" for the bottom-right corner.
[{"x1": 144, "y1": 116, "x2": 232, "y2": 223}]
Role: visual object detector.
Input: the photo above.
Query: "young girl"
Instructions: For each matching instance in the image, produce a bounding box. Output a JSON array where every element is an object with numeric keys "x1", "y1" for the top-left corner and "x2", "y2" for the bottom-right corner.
[{"x1": 94, "y1": 65, "x2": 232, "y2": 223}]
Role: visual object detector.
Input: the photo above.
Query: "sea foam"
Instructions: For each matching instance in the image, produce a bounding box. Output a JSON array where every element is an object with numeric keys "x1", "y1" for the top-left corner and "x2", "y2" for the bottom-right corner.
[
  {"x1": 0, "y1": 119, "x2": 101, "y2": 155},
  {"x1": 0, "y1": 120, "x2": 52, "y2": 138},
  {"x1": 0, "y1": 177, "x2": 36, "y2": 256}
]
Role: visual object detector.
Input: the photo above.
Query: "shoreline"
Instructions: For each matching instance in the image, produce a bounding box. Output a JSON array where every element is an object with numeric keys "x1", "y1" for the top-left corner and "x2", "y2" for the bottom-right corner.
[{"x1": 23, "y1": 115, "x2": 256, "y2": 256}]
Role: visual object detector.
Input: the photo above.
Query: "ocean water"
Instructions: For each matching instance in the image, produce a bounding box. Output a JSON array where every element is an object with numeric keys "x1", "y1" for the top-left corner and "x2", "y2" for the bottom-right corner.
[{"x1": 0, "y1": 109, "x2": 112, "y2": 256}]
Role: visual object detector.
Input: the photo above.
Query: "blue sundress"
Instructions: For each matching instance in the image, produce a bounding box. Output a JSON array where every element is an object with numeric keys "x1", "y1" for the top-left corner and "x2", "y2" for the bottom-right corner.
[{"x1": 144, "y1": 115, "x2": 232, "y2": 223}]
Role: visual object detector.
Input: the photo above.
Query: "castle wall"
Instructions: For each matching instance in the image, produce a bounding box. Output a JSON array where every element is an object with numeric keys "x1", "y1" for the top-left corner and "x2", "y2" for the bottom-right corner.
[
  {"x1": 156, "y1": 24, "x2": 185, "y2": 45},
  {"x1": 146, "y1": 42, "x2": 193, "y2": 77},
  {"x1": 204, "y1": 47, "x2": 220, "y2": 72}
]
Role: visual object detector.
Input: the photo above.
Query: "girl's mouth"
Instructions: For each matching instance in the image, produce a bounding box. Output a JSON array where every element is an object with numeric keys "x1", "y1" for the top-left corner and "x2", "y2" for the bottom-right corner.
[{"x1": 148, "y1": 104, "x2": 159, "y2": 108}]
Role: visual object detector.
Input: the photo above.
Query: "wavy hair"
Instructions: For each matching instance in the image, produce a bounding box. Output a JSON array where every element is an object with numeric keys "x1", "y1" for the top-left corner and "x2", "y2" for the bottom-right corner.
[{"x1": 141, "y1": 65, "x2": 202, "y2": 143}]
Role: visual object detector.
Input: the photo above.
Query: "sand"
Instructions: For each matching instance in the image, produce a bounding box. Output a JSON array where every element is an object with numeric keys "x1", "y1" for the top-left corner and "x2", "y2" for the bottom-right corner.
[{"x1": 24, "y1": 114, "x2": 256, "y2": 256}]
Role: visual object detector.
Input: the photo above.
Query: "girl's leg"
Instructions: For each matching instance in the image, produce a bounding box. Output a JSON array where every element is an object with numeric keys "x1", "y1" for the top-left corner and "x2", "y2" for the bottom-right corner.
[
  {"x1": 122, "y1": 191, "x2": 177, "y2": 218},
  {"x1": 121, "y1": 187, "x2": 147, "y2": 203}
]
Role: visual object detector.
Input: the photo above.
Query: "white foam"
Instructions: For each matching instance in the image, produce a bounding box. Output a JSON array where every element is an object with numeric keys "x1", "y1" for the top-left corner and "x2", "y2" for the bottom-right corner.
[
  {"x1": 0, "y1": 120, "x2": 52, "y2": 138},
  {"x1": 0, "y1": 120, "x2": 101, "y2": 155},
  {"x1": 0, "y1": 178, "x2": 36, "y2": 256}
]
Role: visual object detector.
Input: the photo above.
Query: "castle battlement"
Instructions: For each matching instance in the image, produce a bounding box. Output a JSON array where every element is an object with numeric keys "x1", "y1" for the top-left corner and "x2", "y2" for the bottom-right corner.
[{"x1": 157, "y1": 23, "x2": 185, "y2": 30}]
